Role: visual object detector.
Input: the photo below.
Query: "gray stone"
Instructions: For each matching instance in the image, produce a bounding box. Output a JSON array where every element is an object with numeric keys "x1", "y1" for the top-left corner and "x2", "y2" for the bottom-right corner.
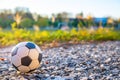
[{"x1": 0, "y1": 41, "x2": 120, "y2": 80}]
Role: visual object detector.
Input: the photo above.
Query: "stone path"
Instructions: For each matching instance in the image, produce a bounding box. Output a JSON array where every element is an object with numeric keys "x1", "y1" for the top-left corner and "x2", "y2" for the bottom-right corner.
[{"x1": 0, "y1": 41, "x2": 120, "y2": 80}]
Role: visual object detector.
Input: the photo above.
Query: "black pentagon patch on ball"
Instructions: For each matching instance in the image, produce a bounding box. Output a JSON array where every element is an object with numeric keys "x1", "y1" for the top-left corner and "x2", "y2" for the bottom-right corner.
[
  {"x1": 21, "y1": 56, "x2": 32, "y2": 66},
  {"x1": 12, "y1": 48, "x2": 18, "y2": 56},
  {"x1": 25, "y1": 42, "x2": 35, "y2": 49},
  {"x1": 12, "y1": 64, "x2": 19, "y2": 71},
  {"x1": 38, "y1": 54, "x2": 42, "y2": 62}
]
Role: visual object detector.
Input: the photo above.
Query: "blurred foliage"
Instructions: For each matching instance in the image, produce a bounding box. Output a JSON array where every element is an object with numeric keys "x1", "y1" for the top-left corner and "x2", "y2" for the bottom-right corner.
[
  {"x1": 20, "y1": 18, "x2": 34, "y2": 28},
  {"x1": 35, "y1": 17, "x2": 49, "y2": 27},
  {"x1": 0, "y1": 28, "x2": 120, "y2": 47},
  {"x1": 0, "y1": 18, "x2": 13, "y2": 28},
  {"x1": 11, "y1": 22, "x2": 17, "y2": 30}
]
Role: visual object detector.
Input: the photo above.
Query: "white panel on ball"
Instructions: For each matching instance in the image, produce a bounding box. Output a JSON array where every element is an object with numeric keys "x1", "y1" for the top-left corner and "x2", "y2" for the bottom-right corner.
[
  {"x1": 17, "y1": 47, "x2": 29, "y2": 58},
  {"x1": 11, "y1": 55, "x2": 21, "y2": 67},
  {"x1": 18, "y1": 66, "x2": 30, "y2": 73},
  {"x1": 29, "y1": 49, "x2": 39, "y2": 60},
  {"x1": 36, "y1": 45, "x2": 42, "y2": 53},
  {"x1": 16, "y1": 42, "x2": 28, "y2": 48},
  {"x1": 29, "y1": 60, "x2": 40, "y2": 70}
]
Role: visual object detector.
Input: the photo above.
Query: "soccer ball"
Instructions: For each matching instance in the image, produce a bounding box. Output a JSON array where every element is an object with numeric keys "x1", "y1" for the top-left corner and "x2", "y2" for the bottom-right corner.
[{"x1": 11, "y1": 42, "x2": 42, "y2": 73}]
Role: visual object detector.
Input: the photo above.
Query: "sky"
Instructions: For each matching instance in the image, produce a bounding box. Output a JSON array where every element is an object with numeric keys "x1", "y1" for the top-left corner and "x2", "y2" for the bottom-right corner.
[{"x1": 0, "y1": 0, "x2": 120, "y2": 18}]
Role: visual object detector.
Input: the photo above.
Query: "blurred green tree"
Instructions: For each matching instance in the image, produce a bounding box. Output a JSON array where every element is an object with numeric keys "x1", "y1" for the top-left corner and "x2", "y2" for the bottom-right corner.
[
  {"x1": 35, "y1": 17, "x2": 49, "y2": 27},
  {"x1": 0, "y1": 10, "x2": 13, "y2": 28},
  {"x1": 14, "y1": 7, "x2": 34, "y2": 28},
  {"x1": 20, "y1": 18, "x2": 34, "y2": 28}
]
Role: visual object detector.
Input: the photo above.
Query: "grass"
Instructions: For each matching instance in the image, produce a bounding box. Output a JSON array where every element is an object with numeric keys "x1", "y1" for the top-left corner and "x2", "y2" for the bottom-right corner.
[{"x1": 0, "y1": 27, "x2": 120, "y2": 47}]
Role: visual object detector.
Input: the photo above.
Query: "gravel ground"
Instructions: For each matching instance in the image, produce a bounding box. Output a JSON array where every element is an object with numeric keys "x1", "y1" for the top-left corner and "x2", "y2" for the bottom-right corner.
[{"x1": 0, "y1": 41, "x2": 120, "y2": 80}]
